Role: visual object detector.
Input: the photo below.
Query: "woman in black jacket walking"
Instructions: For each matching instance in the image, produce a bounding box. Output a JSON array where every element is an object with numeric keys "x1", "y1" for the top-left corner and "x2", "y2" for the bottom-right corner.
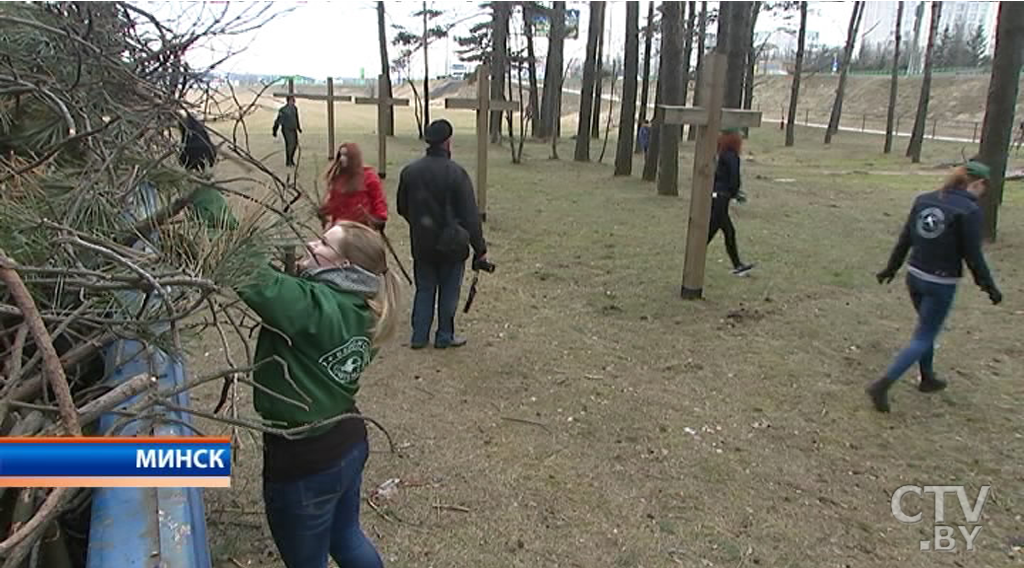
[
  {"x1": 710, "y1": 129, "x2": 755, "y2": 275},
  {"x1": 868, "y1": 161, "x2": 1003, "y2": 413}
]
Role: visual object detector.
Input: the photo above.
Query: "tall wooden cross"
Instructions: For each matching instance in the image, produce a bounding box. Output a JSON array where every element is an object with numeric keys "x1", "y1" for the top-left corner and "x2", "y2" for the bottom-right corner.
[
  {"x1": 443, "y1": 64, "x2": 520, "y2": 222},
  {"x1": 273, "y1": 77, "x2": 353, "y2": 160},
  {"x1": 663, "y1": 53, "x2": 762, "y2": 299},
  {"x1": 354, "y1": 75, "x2": 409, "y2": 179}
]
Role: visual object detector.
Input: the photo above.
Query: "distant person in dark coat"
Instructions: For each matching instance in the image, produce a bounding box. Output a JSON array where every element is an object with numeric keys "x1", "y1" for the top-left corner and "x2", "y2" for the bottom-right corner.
[
  {"x1": 273, "y1": 96, "x2": 302, "y2": 167},
  {"x1": 396, "y1": 119, "x2": 489, "y2": 350}
]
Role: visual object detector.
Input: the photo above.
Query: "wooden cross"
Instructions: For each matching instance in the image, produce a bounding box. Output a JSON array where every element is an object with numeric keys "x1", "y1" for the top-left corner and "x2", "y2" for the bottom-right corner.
[
  {"x1": 663, "y1": 53, "x2": 763, "y2": 299},
  {"x1": 354, "y1": 75, "x2": 409, "y2": 179},
  {"x1": 273, "y1": 77, "x2": 353, "y2": 160},
  {"x1": 443, "y1": 64, "x2": 520, "y2": 222}
]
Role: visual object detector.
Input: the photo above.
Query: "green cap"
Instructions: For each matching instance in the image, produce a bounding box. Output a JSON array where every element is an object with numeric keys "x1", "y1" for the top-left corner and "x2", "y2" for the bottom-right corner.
[{"x1": 965, "y1": 160, "x2": 991, "y2": 180}]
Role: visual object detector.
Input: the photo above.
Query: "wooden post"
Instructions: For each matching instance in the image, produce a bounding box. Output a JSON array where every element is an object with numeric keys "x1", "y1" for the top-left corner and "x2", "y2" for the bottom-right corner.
[
  {"x1": 681, "y1": 53, "x2": 728, "y2": 300},
  {"x1": 443, "y1": 64, "x2": 519, "y2": 222},
  {"x1": 327, "y1": 77, "x2": 336, "y2": 158},
  {"x1": 287, "y1": 77, "x2": 295, "y2": 97},
  {"x1": 377, "y1": 75, "x2": 387, "y2": 177},
  {"x1": 972, "y1": 122, "x2": 978, "y2": 143},
  {"x1": 476, "y1": 64, "x2": 491, "y2": 221},
  {"x1": 353, "y1": 80, "x2": 409, "y2": 178}
]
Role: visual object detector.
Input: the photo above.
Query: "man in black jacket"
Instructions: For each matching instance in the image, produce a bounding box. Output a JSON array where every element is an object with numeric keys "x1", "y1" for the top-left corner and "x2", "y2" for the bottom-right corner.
[
  {"x1": 397, "y1": 119, "x2": 489, "y2": 349},
  {"x1": 272, "y1": 96, "x2": 302, "y2": 167}
]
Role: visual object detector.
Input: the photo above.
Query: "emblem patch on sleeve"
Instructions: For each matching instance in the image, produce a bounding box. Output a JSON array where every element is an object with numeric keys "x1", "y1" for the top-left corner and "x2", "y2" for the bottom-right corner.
[{"x1": 319, "y1": 337, "x2": 371, "y2": 384}]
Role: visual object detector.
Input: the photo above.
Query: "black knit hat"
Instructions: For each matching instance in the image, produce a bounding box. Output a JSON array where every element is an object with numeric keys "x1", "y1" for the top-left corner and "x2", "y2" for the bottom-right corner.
[{"x1": 424, "y1": 119, "x2": 453, "y2": 145}]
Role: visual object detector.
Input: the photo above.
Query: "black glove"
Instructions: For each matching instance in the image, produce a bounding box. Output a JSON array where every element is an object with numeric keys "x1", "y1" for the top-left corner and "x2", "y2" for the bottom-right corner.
[
  {"x1": 734, "y1": 191, "x2": 748, "y2": 204},
  {"x1": 472, "y1": 257, "x2": 496, "y2": 273},
  {"x1": 984, "y1": 285, "x2": 1003, "y2": 305},
  {"x1": 876, "y1": 269, "x2": 896, "y2": 285}
]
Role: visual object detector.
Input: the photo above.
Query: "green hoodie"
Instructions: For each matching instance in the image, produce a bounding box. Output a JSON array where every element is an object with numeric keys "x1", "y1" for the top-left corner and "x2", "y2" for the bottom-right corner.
[
  {"x1": 188, "y1": 186, "x2": 376, "y2": 438},
  {"x1": 237, "y1": 266, "x2": 376, "y2": 437}
]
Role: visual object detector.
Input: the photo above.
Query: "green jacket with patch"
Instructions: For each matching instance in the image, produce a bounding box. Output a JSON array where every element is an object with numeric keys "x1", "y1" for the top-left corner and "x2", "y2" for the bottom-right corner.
[
  {"x1": 187, "y1": 186, "x2": 375, "y2": 438},
  {"x1": 237, "y1": 267, "x2": 376, "y2": 437}
]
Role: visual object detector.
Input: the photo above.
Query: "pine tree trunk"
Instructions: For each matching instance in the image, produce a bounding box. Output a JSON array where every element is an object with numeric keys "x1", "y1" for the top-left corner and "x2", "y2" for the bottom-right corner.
[
  {"x1": 978, "y1": 2, "x2": 1024, "y2": 241},
  {"x1": 377, "y1": 1, "x2": 394, "y2": 136},
  {"x1": 688, "y1": 1, "x2": 708, "y2": 141},
  {"x1": 539, "y1": 2, "x2": 566, "y2": 140},
  {"x1": 680, "y1": 1, "x2": 695, "y2": 139},
  {"x1": 636, "y1": 1, "x2": 656, "y2": 153},
  {"x1": 906, "y1": 2, "x2": 942, "y2": 162},
  {"x1": 591, "y1": 3, "x2": 607, "y2": 139},
  {"x1": 574, "y1": 1, "x2": 603, "y2": 161},
  {"x1": 724, "y1": 2, "x2": 751, "y2": 108},
  {"x1": 884, "y1": 1, "x2": 904, "y2": 153},
  {"x1": 491, "y1": 3, "x2": 510, "y2": 143},
  {"x1": 656, "y1": 1, "x2": 684, "y2": 195},
  {"x1": 615, "y1": 1, "x2": 641, "y2": 176},
  {"x1": 824, "y1": 1, "x2": 864, "y2": 144},
  {"x1": 785, "y1": 1, "x2": 806, "y2": 147},
  {"x1": 642, "y1": 4, "x2": 668, "y2": 182},
  {"x1": 743, "y1": 2, "x2": 761, "y2": 114},
  {"x1": 524, "y1": 9, "x2": 540, "y2": 138},
  {"x1": 422, "y1": 2, "x2": 430, "y2": 132}
]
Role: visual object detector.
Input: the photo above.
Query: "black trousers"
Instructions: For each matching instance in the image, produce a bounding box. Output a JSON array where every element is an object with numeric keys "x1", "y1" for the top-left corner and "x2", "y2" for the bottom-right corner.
[
  {"x1": 282, "y1": 129, "x2": 298, "y2": 166},
  {"x1": 708, "y1": 194, "x2": 743, "y2": 268}
]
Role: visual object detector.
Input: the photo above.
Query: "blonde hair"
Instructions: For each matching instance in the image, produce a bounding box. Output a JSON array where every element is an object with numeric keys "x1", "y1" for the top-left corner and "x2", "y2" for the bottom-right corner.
[{"x1": 322, "y1": 221, "x2": 400, "y2": 346}]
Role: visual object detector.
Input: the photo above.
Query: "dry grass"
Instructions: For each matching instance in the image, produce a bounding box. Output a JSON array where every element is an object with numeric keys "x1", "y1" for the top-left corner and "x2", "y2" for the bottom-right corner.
[{"x1": 192, "y1": 96, "x2": 1023, "y2": 568}]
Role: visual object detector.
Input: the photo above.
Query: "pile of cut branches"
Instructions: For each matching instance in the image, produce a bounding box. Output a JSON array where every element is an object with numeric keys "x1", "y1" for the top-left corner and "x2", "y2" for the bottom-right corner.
[{"x1": 0, "y1": 2, "x2": 329, "y2": 566}]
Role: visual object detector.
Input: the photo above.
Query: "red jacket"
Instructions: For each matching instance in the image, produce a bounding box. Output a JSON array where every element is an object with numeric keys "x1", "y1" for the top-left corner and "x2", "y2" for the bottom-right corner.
[{"x1": 321, "y1": 166, "x2": 388, "y2": 227}]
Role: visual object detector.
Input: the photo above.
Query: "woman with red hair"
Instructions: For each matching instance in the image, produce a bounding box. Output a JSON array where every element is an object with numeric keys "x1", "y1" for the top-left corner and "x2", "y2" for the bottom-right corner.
[
  {"x1": 320, "y1": 143, "x2": 388, "y2": 231},
  {"x1": 709, "y1": 129, "x2": 754, "y2": 276}
]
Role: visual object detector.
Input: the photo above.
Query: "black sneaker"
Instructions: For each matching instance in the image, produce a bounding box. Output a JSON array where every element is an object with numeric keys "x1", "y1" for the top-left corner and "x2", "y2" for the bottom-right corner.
[
  {"x1": 866, "y1": 380, "x2": 891, "y2": 413},
  {"x1": 918, "y1": 376, "x2": 947, "y2": 393},
  {"x1": 731, "y1": 263, "x2": 755, "y2": 276}
]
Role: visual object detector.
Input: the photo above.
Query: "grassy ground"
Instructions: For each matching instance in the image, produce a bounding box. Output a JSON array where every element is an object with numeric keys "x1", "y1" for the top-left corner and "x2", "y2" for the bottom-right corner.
[{"x1": 193, "y1": 98, "x2": 1023, "y2": 568}]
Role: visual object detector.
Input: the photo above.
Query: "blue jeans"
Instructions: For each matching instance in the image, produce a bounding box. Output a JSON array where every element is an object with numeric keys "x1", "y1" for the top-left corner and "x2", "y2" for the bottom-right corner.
[
  {"x1": 882, "y1": 273, "x2": 957, "y2": 385},
  {"x1": 411, "y1": 259, "x2": 465, "y2": 345},
  {"x1": 262, "y1": 440, "x2": 383, "y2": 568}
]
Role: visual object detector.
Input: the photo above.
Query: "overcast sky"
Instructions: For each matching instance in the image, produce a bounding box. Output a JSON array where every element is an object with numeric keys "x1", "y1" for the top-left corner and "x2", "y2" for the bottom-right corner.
[{"x1": 173, "y1": 1, "x2": 858, "y2": 80}]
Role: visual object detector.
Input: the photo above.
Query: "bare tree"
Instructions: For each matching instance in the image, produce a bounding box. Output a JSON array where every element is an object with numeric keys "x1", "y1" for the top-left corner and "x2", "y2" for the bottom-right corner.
[
  {"x1": 642, "y1": 3, "x2": 669, "y2": 181},
  {"x1": 539, "y1": 1, "x2": 566, "y2": 139},
  {"x1": 522, "y1": 2, "x2": 541, "y2": 138},
  {"x1": 490, "y1": 2, "x2": 511, "y2": 143},
  {"x1": 906, "y1": 2, "x2": 942, "y2": 163},
  {"x1": 378, "y1": 2, "x2": 395, "y2": 135},
  {"x1": 615, "y1": 1, "x2": 641, "y2": 175},
  {"x1": 723, "y1": 2, "x2": 752, "y2": 108},
  {"x1": 681, "y1": 1, "x2": 696, "y2": 127},
  {"x1": 591, "y1": 3, "x2": 607, "y2": 139},
  {"x1": 574, "y1": 1, "x2": 604, "y2": 161},
  {"x1": 636, "y1": 1, "x2": 657, "y2": 152},
  {"x1": 785, "y1": 1, "x2": 807, "y2": 147},
  {"x1": 883, "y1": 1, "x2": 904, "y2": 153},
  {"x1": 824, "y1": 1, "x2": 865, "y2": 144},
  {"x1": 656, "y1": 1, "x2": 684, "y2": 196},
  {"x1": 977, "y1": 2, "x2": 1024, "y2": 241},
  {"x1": 742, "y1": 2, "x2": 762, "y2": 114},
  {"x1": 688, "y1": 1, "x2": 708, "y2": 141}
]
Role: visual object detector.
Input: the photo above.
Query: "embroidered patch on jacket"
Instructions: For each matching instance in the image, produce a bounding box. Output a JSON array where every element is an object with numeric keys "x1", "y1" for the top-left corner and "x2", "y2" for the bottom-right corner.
[
  {"x1": 319, "y1": 337, "x2": 371, "y2": 384},
  {"x1": 916, "y1": 207, "x2": 947, "y2": 239}
]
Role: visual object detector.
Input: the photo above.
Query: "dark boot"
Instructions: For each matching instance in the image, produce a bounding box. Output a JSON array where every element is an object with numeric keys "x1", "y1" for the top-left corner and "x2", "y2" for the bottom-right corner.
[
  {"x1": 866, "y1": 378, "x2": 893, "y2": 413},
  {"x1": 918, "y1": 374, "x2": 948, "y2": 393}
]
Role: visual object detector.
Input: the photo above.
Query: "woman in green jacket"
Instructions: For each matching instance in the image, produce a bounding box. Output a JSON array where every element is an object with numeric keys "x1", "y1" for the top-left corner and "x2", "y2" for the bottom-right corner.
[{"x1": 193, "y1": 184, "x2": 400, "y2": 567}]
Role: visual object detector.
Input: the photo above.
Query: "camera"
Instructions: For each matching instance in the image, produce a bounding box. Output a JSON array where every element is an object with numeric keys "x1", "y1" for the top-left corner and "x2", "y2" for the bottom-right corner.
[{"x1": 472, "y1": 257, "x2": 496, "y2": 273}]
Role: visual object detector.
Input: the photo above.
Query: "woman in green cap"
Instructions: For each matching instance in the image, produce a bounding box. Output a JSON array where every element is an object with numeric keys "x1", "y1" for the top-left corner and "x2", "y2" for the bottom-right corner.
[
  {"x1": 868, "y1": 161, "x2": 1003, "y2": 412},
  {"x1": 710, "y1": 128, "x2": 755, "y2": 275}
]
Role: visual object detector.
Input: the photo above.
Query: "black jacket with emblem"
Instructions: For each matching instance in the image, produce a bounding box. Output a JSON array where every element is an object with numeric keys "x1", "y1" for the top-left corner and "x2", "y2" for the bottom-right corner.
[
  {"x1": 396, "y1": 146, "x2": 487, "y2": 262},
  {"x1": 883, "y1": 187, "x2": 997, "y2": 290}
]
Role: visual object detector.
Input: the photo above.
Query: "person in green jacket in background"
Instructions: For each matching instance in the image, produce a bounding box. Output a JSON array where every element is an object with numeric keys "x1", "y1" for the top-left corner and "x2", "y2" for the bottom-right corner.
[
  {"x1": 272, "y1": 96, "x2": 302, "y2": 167},
  {"x1": 190, "y1": 189, "x2": 398, "y2": 568}
]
